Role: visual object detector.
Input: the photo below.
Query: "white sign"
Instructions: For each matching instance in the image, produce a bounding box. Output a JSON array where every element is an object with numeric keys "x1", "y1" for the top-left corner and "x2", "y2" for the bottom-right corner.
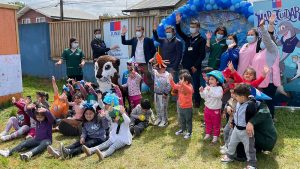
[
  {"x1": 103, "y1": 20, "x2": 129, "y2": 83},
  {"x1": 0, "y1": 54, "x2": 23, "y2": 96}
]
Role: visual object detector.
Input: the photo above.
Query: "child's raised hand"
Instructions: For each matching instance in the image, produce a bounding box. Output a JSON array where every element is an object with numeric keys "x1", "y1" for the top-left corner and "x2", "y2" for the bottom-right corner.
[
  {"x1": 80, "y1": 137, "x2": 85, "y2": 145},
  {"x1": 27, "y1": 103, "x2": 36, "y2": 110},
  {"x1": 11, "y1": 97, "x2": 16, "y2": 104},
  {"x1": 262, "y1": 65, "x2": 270, "y2": 77},
  {"x1": 206, "y1": 86, "x2": 211, "y2": 91},
  {"x1": 119, "y1": 106, "x2": 126, "y2": 114},
  {"x1": 227, "y1": 61, "x2": 235, "y2": 72},
  {"x1": 149, "y1": 57, "x2": 155, "y2": 63},
  {"x1": 205, "y1": 31, "x2": 212, "y2": 40},
  {"x1": 168, "y1": 74, "x2": 173, "y2": 81},
  {"x1": 52, "y1": 76, "x2": 55, "y2": 82},
  {"x1": 199, "y1": 86, "x2": 204, "y2": 93},
  {"x1": 37, "y1": 107, "x2": 47, "y2": 113}
]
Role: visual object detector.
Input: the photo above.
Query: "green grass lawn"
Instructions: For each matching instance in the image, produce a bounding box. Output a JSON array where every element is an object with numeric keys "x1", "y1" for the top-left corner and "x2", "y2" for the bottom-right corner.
[{"x1": 0, "y1": 76, "x2": 299, "y2": 169}]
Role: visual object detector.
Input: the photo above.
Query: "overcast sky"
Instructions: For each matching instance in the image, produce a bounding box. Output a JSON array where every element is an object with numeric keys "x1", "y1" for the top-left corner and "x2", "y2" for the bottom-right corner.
[{"x1": 0, "y1": 0, "x2": 143, "y2": 16}]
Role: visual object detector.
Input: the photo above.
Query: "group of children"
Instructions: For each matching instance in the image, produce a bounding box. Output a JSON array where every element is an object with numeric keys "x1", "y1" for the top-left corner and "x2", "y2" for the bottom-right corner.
[{"x1": 0, "y1": 54, "x2": 270, "y2": 169}]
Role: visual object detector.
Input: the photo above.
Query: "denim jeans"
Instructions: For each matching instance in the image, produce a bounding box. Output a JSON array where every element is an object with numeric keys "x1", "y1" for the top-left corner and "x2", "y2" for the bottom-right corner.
[{"x1": 10, "y1": 138, "x2": 51, "y2": 156}]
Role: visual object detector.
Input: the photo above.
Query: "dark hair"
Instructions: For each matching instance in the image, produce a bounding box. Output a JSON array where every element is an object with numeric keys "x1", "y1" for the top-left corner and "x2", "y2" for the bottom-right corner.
[
  {"x1": 180, "y1": 73, "x2": 192, "y2": 84},
  {"x1": 69, "y1": 37, "x2": 77, "y2": 49},
  {"x1": 179, "y1": 69, "x2": 190, "y2": 76},
  {"x1": 201, "y1": 67, "x2": 214, "y2": 74},
  {"x1": 36, "y1": 91, "x2": 49, "y2": 101},
  {"x1": 243, "y1": 67, "x2": 257, "y2": 79},
  {"x1": 141, "y1": 99, "x2": 151, "y2": 110},
  {"x1": 208, "y1": 75, "x2": 223, "y2": 86},
  {"x1": 94, "y1": 29, "x2": 101, "y2": 34},
  {"x1": 136, "y1": 25, "x2": 144, "y2": 31},
  {"x1": 234, "y1": 84, "x2": 251, "y2": 97},
  {"x1": 228, "y1": 34, "x2": 238, "y2": 47},
  {"x1": 190, "y1": 20, "x2": 200, "y2": 28},
  {"x1": 214, "y1": 26, "x2": 228, "y2": 37},
  {"x1": 248, "y1": 28, "x2": 259, "y2": 37},
  {"x1": 73, "y1": 92, "x2": 83, "y2": 101},
  {"x1": 82, "y1": 107, "x2": 97, "y2": 123}
]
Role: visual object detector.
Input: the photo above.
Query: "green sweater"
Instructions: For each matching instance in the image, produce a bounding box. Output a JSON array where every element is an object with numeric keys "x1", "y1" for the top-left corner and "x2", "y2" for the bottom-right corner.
[
  {"x1": 250, "y1": 103, "x2": 277, "y2": 151},
  {"x1": 61, "y1": 48, "x2": 85, "y2": 76},
  {"x1": 207, "y1": 39, "x2": 227, "y2": 69}
]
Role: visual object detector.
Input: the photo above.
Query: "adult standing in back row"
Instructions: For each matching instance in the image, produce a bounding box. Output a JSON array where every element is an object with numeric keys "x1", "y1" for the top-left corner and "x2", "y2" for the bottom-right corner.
[
  {"x1": 176, "y1": 13, "x2": 206, "y2": 108},
  {"x1": 121, "y1": 25, "x2": 156, "y2": 89}
]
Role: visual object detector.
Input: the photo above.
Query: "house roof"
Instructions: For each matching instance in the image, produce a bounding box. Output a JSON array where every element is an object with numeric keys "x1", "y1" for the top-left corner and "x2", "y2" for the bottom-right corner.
[
  {"x1": 123, "y1": 0, "x2": 181, "y2": 12},
  {"x1": 17, "y1": 6, "x2": 98, "y2": 20}
]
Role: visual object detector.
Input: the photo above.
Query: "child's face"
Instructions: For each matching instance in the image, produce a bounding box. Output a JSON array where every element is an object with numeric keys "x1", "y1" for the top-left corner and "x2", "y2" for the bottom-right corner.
[
  {"x1": 36, "y1": 95, "x2": 42, "y2": 102},
  {"x1": 25, "y1": 97, "x2": 32, "y2": 104},
  {"x1": 158, "y1": 67, "x2": 166, "y2": 73},
  {"x1": 127, "y1": 64, "x2": 133, "y2": 71},
  {"x1": 202, "y1": 73, "x2": 208, "y2": 82},
  {"x1": 104, "y1": 104, "x2": 110, "y2": 110},
  {"x1": 74, "y1": 96, "x2": 82, "y2": 104},
  {"x1": 36, "y1": 113, "x2": 46, "y2": 122},
  {"x1": 243, "y1": 71, "x2": 255, "y2": 82},
  {"x1": 84, "y1": 110, "x2": 95, "y2": 121},
  {"x1": 230, "y1": 89, "x2": 236, "y2": 99},
  {"x1": 208, "y1": 76, "x2": 218, "y2": 87},
  {"x1": 235, "y1": 94, "x2": 248, "y2": 104}
]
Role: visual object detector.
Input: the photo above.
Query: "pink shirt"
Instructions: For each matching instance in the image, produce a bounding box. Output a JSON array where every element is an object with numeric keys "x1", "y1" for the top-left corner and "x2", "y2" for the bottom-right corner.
[
  {"x1": 237, "y1": 42, "x2": 257, "y2": 75},
  {"x1": 122, "y1": 72, "x2": 142, "y2": 96},
  {"x1": 69, "y1": 102, "x2": 84, "y2": 120}
]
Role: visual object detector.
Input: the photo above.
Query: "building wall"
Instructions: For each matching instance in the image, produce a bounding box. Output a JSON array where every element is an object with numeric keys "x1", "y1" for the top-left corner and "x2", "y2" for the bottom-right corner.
[{"x1": 18, "y1": 9, "x2": 53, "y2": 24}]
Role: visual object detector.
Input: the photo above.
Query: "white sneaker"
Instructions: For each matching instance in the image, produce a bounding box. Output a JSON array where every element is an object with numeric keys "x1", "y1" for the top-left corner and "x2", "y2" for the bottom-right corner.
[
  {"x1": 220, "y1": 145, "x2": 226, "y2": 150},
  {"x1": 158, "y1": 121, "x2": 167, "y2": 127},
  {"x1": 212, "y1": 136, "x2": 218, "y2": 144},
  {"x1": 183, "y1": 133, "x2": 192, "y2": 139},
  {"x1": 0, "y1": 131, "x2": 8, "y2": 137},
  {"x1": 203, "y1": 134, "x2": 211, "y2": 140},
  {"x1": 220, "y1": 146, "x2": 228, "y2": 155},
  {"x1": 175, "y1": 130, "x2": 184, "y2": 136},
  {"x1": 0, "y1": 150, "x2": 10, "y2": 157},
  {"x1": 47, "y1": 146, "x2": 61, "y2": 158},
  {"x1": 154, "y1": 119, "x2": 161, "y2": 126}
]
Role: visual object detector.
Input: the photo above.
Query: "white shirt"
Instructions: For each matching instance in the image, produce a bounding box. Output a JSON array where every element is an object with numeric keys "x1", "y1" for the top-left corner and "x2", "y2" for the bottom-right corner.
[
  {"x1": 200, "y1": 86, "x2": 223, "y2": 109},
  {"x1": 108, "y1": 113, "x2": 132, "y2": 145},
  {"x1": 134, "y1": 38, "x2": 146, "y2": 63}
]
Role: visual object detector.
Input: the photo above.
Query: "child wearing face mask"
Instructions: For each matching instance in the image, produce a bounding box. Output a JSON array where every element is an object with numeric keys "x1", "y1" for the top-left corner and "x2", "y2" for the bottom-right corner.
[
  {"x1": 82, "y1": 105, "x2": 132, "y2": 161},
  {"x1": 0, "y1": 103, "x2": 54, "y2": 161},
  {"x1": 200, "y1": 70, "x2": 224, "y2": 144},
  {"x1": 206, "y1": 26, "x2": 228, "y2": 69},
  {"x1": 219, "y1": 34, "x2": 240, "y2": 71}
]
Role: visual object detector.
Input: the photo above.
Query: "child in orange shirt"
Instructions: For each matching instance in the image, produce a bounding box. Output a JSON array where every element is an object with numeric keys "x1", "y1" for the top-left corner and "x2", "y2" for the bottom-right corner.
[{"x1": 169, "y1": 73, "x2": 194, "y2": 139}]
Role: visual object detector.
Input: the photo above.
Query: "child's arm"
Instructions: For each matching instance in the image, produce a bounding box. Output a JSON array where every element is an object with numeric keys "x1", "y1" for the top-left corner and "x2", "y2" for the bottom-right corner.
[
  {"x1": 25, "y1": 104, "x2": 36, "y2": 120},
  {"x1": 79, "y1": 83, "x2": 88, "y2": 99},
  {"x1": 120, "y1": 106, "x2": 131, "y2": 125},
  {"x1": 14, "y1": 100, "x2": 25, "y2": 111},
  {"x1": 181, "y1": 83, "x2": 194, "y2": 94},
  {"x1": 52, "y1": 76, "x2": 59, "y2": 96},
  {"x1": 80, "y1": 125, "x2": 87, "y2": 140},
  {"x1": 231, "y1": 71, "x2": 244, "y2": 83},
  {"x1": 130, "y1": 106, "x2": 139, "y2": 119},
  {"x1": 251, "y1": 76, "x2": 265, "y2": 88},
  {"x1": 169, "y1": 77, "x2": 180, "y2": 90},
  {"x1": 147, "y1": 61, "x2": 155, "y2": 76},
  {"x1": 67, "y1": 84, "x2": 75, "y2": 96},
  {"x1": 43, "y1": 109, "x2": 55, "y2": 124}
]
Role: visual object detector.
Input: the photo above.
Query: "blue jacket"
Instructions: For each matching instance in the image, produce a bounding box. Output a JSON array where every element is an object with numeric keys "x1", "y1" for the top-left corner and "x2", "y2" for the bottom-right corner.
[
  {"x1": 219, "y1": 47, "x2": 240, "y2": 71},
  {"x1": 121, "y1": 35, "x2": 156, "y2": 63}
]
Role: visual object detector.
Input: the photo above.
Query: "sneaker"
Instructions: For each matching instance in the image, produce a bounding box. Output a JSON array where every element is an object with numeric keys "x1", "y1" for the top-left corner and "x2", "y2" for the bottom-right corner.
[
  {"x1": 20, "y1": 151, "x2": 32, "y2": 161},
  {"x1": 60, "y1": 143, "x2": 70, "y2": 159},
  {"x1": 0, "y1": 131, "x2": 8, "y2": 137},
  {"x1": 175, "y1": 130, "x2": 184, "y2": 136},
  {"x1": 203, "y1": 134, "x2": 211, "y2": 140},
  {"x1": 0, "y1": 135, "x2": 9, "y2": 141},
  {"x1": 220, "y1": 146, "x2": 228, "y2": 155},
  {"x1": 221, "y1": 155, "x2": 234, "y2": 163},
  {"x1": 212, "y1": 136, "x2": 218, "y2": 144},
  {"x1": 220, "y1": 145, "x2": 226, "y2": 150},
  {"x1": 47, "y1": 146, "x2": 61, "y2": 158},
  {"x1": 158, "y1": 121, "x2": 167, "y2": 127},
  {"x1": 154, "y1": 119, "x2": 161, "y2": 126},
  {"x1": 82, "y1": 145, "x2": 92, "y2": 156},
  {"x1": 95, "y1": 149, "x2": 104, "y2": 161},
  {"x1": 183, "y1": 133, "x2": 192, "y2": 139},
  {"x1": 244, "y1": 166, "x2": 257, "y2": 169},
  {"x1": 0, "y1": 150, "x2": 10, "y2": 157}
]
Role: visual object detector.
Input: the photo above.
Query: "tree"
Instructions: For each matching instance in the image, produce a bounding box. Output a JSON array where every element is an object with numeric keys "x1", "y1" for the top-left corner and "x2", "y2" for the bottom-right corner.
[{"x1": 8, "y1": 1, "x2": 25, "y2": 10}]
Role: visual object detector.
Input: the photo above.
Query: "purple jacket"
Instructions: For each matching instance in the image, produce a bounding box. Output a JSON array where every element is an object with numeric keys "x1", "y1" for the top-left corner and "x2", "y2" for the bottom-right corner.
[{"x1": 26, "y1": 109, "x2": 54, "y2": 142}]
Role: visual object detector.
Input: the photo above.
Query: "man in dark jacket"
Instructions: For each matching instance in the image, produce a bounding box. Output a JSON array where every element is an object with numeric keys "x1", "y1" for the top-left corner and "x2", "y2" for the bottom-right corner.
[
  {"x1": 91, "y1": 29, "x2": 119, "y2": 61},
  {"x1": 153, "y1": 24, "x2": 183, "y2": 83},
  {"x1": 175, "y1": 13, "x2": 206, "y2": 108},
  {"x1": 121, "y1": 25, "x2": 156, "y2": 88}
]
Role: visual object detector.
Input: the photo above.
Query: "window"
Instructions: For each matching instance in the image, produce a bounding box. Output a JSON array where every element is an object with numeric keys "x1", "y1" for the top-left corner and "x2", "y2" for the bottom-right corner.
[
  {"x1": 36, "y1": 17, "x2": 46, "y2": 23},
  {"x1": 21, "y1": 18, "x2": 31, "y2": 24}
]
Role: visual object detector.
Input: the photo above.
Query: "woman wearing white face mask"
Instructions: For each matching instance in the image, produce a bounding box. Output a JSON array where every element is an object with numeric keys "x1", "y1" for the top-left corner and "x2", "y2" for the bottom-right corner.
[
  {"x1": 55, "y1": 37, "x2": 85, "y2": 81},
  {"x1": 250, "y1": 19, "x2": 281, "y2": 120},
  {"x1": 91, "y1": 29, "x2": 119, "y2": 61},
  {"x1": 218, "y1": 34, "x2": 240, "y2": 71}
]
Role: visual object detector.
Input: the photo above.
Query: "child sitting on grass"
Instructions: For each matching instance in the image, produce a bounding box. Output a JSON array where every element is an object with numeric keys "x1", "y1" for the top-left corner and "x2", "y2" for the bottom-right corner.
[
  {"x1": 0, "y1": 96, "x2": 31, "y2": 142},
  {"x1": 0, "y1": 103, "x2": 54, "y2": 161},
  {"x1": 129, "y1": 99, "x2": 155, "y2": 137},
  {"x1": 170, "y1": 73, "x2": 194, "y2": 139},
  {"x1": 82, "y1": 105, "x2": 132, "y2": 160}
]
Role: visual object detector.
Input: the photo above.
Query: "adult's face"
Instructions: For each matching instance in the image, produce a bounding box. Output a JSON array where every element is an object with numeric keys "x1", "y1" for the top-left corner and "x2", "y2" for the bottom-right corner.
[{"x1": 136, "y1": 27, "x2": 144, "y2": 37}]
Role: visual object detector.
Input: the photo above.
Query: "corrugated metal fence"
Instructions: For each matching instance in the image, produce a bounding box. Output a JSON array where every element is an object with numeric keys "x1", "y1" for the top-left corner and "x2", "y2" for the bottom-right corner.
[{"x1": 49, "y1": 15, "x2": 163, "y2": 60}]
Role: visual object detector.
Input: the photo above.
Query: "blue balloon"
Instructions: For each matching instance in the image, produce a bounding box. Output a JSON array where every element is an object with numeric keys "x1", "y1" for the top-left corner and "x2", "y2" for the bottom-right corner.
[
  {"x1": 210, "y1": 0, "x2": 215, "y2": 4},
  {"x1": 213, "y1": 4, "x2": 218, "y2": 9},
  {"x1": 205, "y1": 0, "x2": 210, "y2": 3},
  {"x1": 141, "y1": 83, "x2": 150, "y2": 93},
  {"x1": 248, "y1": 15, "x2": 254, "y2": 24},
  {"x1": 240, "y1": 1, "x2": 247, "y2": 7},
  {"x1": 206, "y1": 4, "x2": 213, "y2": 10},
  {"x1": 229, "y1": 5, "x2": 235, "y2": 11},
  {"x1": 248, "y1": 6, "x2": 253, "y2": 14},
  {"x1": 191, "y1": 5, "x2": 197, "y2": 11},
  {"x1": 234, "y1": 3, "x2": 240, "y2": 9}
]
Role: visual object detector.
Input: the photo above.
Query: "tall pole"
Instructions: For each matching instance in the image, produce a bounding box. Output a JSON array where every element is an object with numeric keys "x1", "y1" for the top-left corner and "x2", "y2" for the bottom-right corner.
[{"x1": 60, "y1": 0, "x2": 64, "y2": 21}]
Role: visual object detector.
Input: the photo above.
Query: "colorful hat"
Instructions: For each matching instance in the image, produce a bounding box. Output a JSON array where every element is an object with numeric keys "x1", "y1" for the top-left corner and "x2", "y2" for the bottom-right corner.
[
  {"x1": 108, "y1": 106, "x2": 124, "y2": 124},
  {"x1": 207, "y1": 70, "x2": 225, "y2": 84},
  {"x1": 103, "y1": 93, "x2": 119, "y2": 106},
  {"x1": 250, "y1": 87, "x2": 272, "y2": 100},
  {"x1": 74, "y1": 84, "x2": 81, "y2": 90},
  {"x1": 127, "y1": 58, "x2": 138, "y2": 67},
  {"x1": 80, "y1": 80, "x2": 85, "y2": 86},
  {"x1": 62, "y1": 85, "x2": 70, "y2": 92}
]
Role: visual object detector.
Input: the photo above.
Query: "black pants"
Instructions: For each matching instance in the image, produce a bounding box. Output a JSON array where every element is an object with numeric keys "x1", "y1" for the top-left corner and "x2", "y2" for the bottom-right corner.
[
  {"x1": 66, "y1": 137, "x2": 104, "y2": 156},
  {"x1": 262, "y1": 83, "x2": 277, "y2": 119},
  {"x1": 130, "y1": 118, "x2": 148, "y2": 136},
  {"x1": 68, "y1": 75, "x2": 83, "y2": 81},
  {"x1": 10, "y1": 138, "x2": 51, "y2": 156},
  {"x1": 191, "y1": 70, "x2": 201, "y2": 107}
]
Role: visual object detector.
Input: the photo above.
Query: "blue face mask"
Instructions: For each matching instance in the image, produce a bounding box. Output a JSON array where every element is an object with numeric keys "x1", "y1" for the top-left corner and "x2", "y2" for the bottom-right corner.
[
  {"x1": 226, "y1": 39, "x2": 234, "y2": 46},
  {"x1": 216, "y1": 33, "x2": 224, "y2": 40},
  {"x1": 260, "y1": 41, "x2": 266, "y2": 50},
  {"x1": 166, "y1": 33, "x2": 173, "y2": 39},
  {"x1": 246, "y1": 35, "x2": 256, "y2": 44}
]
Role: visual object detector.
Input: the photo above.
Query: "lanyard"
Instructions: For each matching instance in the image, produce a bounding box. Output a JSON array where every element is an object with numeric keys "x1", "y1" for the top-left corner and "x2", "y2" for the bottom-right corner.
[{"x1": 189, "y1": 35, "x2": 200, "y2": 47}]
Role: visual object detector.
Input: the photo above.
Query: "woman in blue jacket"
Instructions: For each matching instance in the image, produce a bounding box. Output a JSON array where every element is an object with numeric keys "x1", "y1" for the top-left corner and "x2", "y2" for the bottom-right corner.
[{"x1": 219, "y1": 34, "x2": 240, "y2": 71}]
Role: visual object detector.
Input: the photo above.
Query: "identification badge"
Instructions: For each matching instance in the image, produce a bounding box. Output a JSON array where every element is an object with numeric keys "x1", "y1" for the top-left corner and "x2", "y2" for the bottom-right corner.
[{"x1": 188, "y1": 47, "x2": 193, "y2": 51}]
